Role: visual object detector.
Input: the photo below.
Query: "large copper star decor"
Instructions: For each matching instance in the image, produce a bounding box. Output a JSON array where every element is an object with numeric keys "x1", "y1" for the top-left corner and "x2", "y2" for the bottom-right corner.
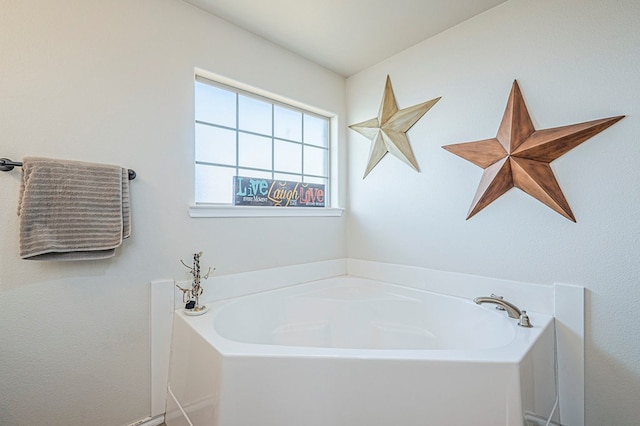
[
  {"x1": 442, "y1": 80, "x2": 624, "y2": 222},
  {"x1": 349, "y1": 75, "x2": 440, "y2": 178}
]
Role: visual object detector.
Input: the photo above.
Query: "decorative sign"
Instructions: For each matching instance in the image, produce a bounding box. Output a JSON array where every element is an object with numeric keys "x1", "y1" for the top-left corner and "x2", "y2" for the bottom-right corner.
[{"x1": 233, "y1": 176, "x2": 325, "y2": 207}]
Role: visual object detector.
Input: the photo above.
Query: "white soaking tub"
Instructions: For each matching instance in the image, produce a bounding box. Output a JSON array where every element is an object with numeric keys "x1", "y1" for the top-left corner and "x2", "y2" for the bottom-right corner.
[{"x1": 165, "y1": 276, "x2": 556, "y2": 426}]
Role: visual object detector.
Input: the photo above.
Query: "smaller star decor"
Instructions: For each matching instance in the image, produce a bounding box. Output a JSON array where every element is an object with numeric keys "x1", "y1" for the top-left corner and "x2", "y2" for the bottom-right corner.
[
  {"x1": 349, "y1": 75, "x2": 440, "y2": 178},
  {"x1": 442, "y1": 80, "x2": 624, "y2": 222}
]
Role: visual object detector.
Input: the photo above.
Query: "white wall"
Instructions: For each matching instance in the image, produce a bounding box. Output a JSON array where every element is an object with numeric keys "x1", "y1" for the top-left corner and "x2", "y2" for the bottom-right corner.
[
  {"x1": 3, "y1": 0, "x2": 639, "y2": 425},
  {"x1": 0, "y1": 1, "x2": 346, "y2": 425},
  {"x1": 346, "y1": 0, "x2": 640, "y2": 424}
]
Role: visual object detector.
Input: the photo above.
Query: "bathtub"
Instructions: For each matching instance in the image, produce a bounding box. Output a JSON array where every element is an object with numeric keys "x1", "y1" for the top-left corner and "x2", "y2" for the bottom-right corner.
[{"x1": 165, "y1": 276, "x2": 556, "y2": 426}]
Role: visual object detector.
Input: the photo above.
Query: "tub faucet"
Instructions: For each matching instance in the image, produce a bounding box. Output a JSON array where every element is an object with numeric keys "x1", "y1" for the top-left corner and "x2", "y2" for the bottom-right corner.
[{"x1": 473, "y1": 296, "x2": 532, "y2": 327}]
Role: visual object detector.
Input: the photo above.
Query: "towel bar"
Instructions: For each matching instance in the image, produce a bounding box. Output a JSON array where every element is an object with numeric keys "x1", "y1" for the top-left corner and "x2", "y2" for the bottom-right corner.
[{"x1": 0, "y1": 158, "x2": 136, "y2": 180}]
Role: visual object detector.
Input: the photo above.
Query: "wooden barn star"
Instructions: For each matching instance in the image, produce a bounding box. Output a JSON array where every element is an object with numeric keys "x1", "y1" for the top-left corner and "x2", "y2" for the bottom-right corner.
[
  {"x1": 442, "y1": 80, "x2": 624, "y2": 222},
  {"x1": 349, "y1": 75, "x2": 440, "y2": 178}
]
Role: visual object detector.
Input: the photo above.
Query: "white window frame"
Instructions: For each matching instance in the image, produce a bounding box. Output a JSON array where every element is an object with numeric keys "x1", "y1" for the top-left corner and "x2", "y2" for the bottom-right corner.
[{"x1": 189, "y1": 69, "x2": 343, "y2": 218}]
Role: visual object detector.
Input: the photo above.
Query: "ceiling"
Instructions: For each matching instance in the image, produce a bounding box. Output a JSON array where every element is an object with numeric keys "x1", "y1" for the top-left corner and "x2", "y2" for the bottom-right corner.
[{"x1": 183, "y1": 0, "x2": 507, "y2": 77}]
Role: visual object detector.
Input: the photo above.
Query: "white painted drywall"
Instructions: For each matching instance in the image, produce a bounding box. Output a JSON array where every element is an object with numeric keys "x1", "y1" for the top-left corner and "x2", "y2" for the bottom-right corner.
[
  {"x1": 2, "y1": 0, "x2": 639, "y2": 425},
  {"x1": 346, "y1": 0, "x2": 640, "y2": 424},
  {"x1": 0, "y1": 1, "x2": 345, "y2": 425}
]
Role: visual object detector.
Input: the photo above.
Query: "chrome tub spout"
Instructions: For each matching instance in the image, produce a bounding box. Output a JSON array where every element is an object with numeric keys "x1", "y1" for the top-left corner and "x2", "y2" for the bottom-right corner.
[{"x1": 473, "y1": 296, "x2": 532, "y2": 327}]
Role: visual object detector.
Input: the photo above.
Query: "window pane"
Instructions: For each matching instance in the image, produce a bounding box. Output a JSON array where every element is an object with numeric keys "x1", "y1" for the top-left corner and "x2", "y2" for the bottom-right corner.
[
  {"x1": 274, "y1": 173, "x2": 301, "y2": 182},
  {"x1": 274, "y1": 140, "x2": 302, "y2": 174},
  {"x1": 303, "y1": 176, "x2": 327, "y2": 186},
  {"x1": 195, "y1": 165, "x2": 236, "y2": 204},
  {"x1": 195, "y1": 76, "x2": 331, "y2": 206},
  {"x1": 239, "y1": 95, "x2": 272, "y2": 135},
  {"x1": 304, "y1": 145, "x2": 328, "y2": 177},
  {"x1": 304, "y1": 114, "x2": 328, "y2": 147},
  {"x1": 195, "y1": 124, "x2": 236, "y2": 166},
  {"x1": 195, "y1": 81, "x2": 236, "y2": 127},
  {"x1": 238, "y1": 170, "x2": 272, "y2": 180},
  {"x1": 238, "y1": 133, "x2": 272, "y2": 170},
  {"x1": 274, "y1": 105, "x2": 302, "y2": 142}
]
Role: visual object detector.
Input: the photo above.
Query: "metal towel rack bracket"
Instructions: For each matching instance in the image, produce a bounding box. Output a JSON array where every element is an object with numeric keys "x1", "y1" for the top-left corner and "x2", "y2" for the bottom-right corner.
[{"x1": 0, "y1": 158, "x2": 136, "y2": 180}]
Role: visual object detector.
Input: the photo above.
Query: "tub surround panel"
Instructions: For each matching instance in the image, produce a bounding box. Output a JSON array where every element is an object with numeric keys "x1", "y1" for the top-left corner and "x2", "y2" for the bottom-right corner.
[
  {"x1": 347, "y1": 258, "x2": 555, "y2": 314},
  {"x1": 169, "y1": 257, "x2": 554, "y2": 313},
  {"x1": 179, "y1": 258, "x2": 348, "y2": 308},
  {"x1": 166, "y1": 316, "x2": 221, "y2": 425},
  {"x1": 519, "y1": 324, "x2": 558, "y2": 424},
  {"x1": 217, "y1": 357, "x2": 531, "y2": 426},
  {"x1": 158, "y1": 259, "x2": 582, "y2": 426},
  {"x1": 346, "y1": 259, "x2": 582, "y2": 423},
  {"x1": 158, "y1": 259, "x2": 348, "y2": 424},
  {"x1": 555, "y1": 283, "x2": 585, "y2": 426}
]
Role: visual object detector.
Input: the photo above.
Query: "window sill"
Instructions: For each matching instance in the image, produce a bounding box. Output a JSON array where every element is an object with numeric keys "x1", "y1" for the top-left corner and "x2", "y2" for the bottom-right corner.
[{"x1": 189, "y1": 205, "x2": 344, "y2": 218}]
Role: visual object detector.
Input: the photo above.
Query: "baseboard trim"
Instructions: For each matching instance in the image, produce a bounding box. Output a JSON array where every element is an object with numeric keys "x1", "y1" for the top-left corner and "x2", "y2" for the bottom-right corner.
[{"x1": 127, "y1": 414, "x2": 165, "y2": 426}]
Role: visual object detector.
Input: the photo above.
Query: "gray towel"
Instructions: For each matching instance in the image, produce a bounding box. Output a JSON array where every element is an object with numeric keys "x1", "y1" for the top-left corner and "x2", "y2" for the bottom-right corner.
[{"x1": 18, "y1": 157, "x2": 131, "y2": 260}]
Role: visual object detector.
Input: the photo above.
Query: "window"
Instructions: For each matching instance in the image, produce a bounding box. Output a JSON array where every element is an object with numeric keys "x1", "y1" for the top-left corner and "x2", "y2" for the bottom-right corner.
[{"x1": 194, "y1": 75, "x2": 332, "y2": 210}]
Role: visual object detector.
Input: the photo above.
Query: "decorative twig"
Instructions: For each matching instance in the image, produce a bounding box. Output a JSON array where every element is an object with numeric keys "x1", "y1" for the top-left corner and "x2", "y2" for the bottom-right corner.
[{"x1": 178, "y1": 251, "x2": 215, "y2": 311}]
